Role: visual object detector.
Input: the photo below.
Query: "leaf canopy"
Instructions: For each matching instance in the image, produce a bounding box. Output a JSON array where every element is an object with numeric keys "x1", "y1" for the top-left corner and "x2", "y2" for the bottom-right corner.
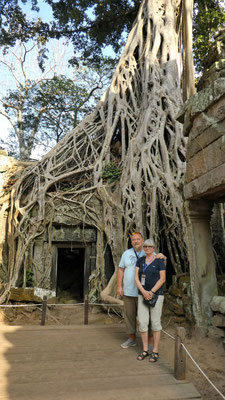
[{"x1": 0, "y1": 0, "x2": 224, "y2": 69}]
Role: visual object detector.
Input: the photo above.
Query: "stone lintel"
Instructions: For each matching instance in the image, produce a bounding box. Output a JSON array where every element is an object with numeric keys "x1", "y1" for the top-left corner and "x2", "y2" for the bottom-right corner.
[
  {"x1": 184, "y1": 163, "x2": 225, "y2": 201},
  {"x1": 51, "y1": 225, "x2": 96, "y2": 242}
]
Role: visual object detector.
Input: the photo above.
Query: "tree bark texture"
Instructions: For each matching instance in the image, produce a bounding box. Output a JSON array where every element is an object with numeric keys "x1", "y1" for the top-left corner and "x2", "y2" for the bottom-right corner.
[
  {"x1": 182, "y1": 0, "x2": 196, "y2": 100},
  {"x1": 0, "y1": 0, "x2": 188, "y2": 304}
]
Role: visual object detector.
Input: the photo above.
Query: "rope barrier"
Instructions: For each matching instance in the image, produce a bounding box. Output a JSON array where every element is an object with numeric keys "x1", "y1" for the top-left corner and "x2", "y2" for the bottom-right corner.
[
  {"x1": 42, "y1": 303, "x2": 123, "y2": 307},
  {"x1": 162, "y1": 329, "x2": 175, "y2": 340},
  {"x1": 44, "y1": 303, "x2": 84, "y2": 306},
  {"x1": 0, "y1": 302, "x2": 123, "y2": 308},
  {"x1": 162, "y1": 329, "x2": 225, "y2": 400},
  {"x1": 0, "y1": 304, "x2": 42, "y2": 307}
]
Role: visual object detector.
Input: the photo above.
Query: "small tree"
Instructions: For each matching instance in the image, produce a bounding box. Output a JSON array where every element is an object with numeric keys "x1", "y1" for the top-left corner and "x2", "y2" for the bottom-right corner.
[{"x1": 0, "y1": 41, "x2": 112, "y2": 159}]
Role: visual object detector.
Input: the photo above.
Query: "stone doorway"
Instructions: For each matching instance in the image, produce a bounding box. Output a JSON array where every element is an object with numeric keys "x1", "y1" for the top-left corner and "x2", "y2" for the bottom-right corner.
[{"x1": 56, "y1": 247, "x2": 85, "y2": 302}]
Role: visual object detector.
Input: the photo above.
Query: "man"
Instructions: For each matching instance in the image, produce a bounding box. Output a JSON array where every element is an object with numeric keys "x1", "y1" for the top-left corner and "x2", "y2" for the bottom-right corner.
[{"x1": 117, "y1": 232, "x2": 167, "y2": 349}]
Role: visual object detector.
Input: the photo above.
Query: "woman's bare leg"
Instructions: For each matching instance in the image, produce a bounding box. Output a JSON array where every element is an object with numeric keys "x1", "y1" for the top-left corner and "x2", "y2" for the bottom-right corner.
[
  {"x1": 152, "y1": 330, "x2": 160, "y2": 353},
  {"x1": 140, "y1": 331, "x2": 148, "y2": 352}
]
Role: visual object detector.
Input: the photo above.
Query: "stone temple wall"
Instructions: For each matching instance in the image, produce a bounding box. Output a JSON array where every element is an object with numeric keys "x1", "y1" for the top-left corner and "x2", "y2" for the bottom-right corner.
[
  {"x1": 177, "y1": 30, "x2": 225, "y2": 202},
  {"x1": 183, "y1": 83, "x2": 225, "y2": 201},
  {"x1": 175, "y1": 30, "x2": 225, "y2": 335}
]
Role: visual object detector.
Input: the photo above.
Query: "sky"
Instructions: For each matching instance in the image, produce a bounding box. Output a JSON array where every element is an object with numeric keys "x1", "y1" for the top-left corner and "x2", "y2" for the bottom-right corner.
[{"x1": 0, "y1": 0, "x2": 54, "y2": 144}]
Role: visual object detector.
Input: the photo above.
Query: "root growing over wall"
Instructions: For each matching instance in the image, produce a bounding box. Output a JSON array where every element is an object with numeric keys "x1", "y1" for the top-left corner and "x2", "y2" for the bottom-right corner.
[{"x1": 0, "y1": 0, "x2": 188, "y2": 304}]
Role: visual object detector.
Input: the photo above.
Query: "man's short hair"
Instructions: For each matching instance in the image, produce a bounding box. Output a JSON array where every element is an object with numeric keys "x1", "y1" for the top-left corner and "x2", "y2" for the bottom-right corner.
[{"x1": 131, "y1": 231, "x2": 143, "y2": 238}]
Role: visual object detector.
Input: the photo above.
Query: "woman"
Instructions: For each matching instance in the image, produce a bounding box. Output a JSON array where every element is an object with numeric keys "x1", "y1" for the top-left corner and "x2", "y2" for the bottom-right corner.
[{"x1": 134, "y1": 238, "x2": 166, "y2": 362}]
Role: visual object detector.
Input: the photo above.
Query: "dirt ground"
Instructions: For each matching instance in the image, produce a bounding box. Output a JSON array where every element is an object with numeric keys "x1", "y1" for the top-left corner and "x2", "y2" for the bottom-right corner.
[
  {"x1": 0, "y1": 304, "x2": 224, "y2": 400},
  {"x1": 160, "y1": 318, "x2": 225, "y2": 400}
]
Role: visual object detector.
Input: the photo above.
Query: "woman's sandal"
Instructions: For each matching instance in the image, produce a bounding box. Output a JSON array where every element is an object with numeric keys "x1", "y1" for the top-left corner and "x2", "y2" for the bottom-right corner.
[
  {"x1": 149, "y1": 351, "x2": 159, "y2": 363},
  {"x1": 137, "y1": 351, "x2": 149, "y2": 361}
]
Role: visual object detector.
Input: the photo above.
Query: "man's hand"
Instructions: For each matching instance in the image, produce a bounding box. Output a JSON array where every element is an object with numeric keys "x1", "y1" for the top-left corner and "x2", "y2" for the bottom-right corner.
[
  {"x1": 117, "y1": 286, "x2": 123, "y2": 297},
  {"x1": 156, "y1": 253, "x2": 167, "y2": 264},
  {"x1": 117, "y1": 267, "x2": 124, "y2": 297}
]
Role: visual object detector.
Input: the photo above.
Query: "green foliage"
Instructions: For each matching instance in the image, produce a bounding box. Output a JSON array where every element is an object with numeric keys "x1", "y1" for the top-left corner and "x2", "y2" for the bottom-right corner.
[
  {"x1": 102, "y1": 161, "x2": 122, "y2": 183},
  {"x1": 26, "y1": 268, "x2": 34, "y2": 287},
  {"x1": 193, "y1": 0, "x2": 225, "y2": 72},
  {"x1": 0, "y1": 0, "x2": 138, "y2": 64},
  {"x1": 0, "y1": 0, "x2": 50, "y2": 69},
  {"x1": 0, "y1": 1, "x2": 224, "y2": 78},
  {"x1": 18, "y1": 268, "x2": 34, "y2": 287}
]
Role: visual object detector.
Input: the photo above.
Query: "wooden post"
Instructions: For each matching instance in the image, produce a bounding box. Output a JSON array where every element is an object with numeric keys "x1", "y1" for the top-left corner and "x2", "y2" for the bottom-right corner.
[
  {"x1": 84, "y1": 294, "x2": 89, "y2": 325},
  {"x1": 174, "y1": 326, "x2": 186, "y2": 380},
  {"x1": 41, "y1": 295, "x2": 47, "y2": 326}
]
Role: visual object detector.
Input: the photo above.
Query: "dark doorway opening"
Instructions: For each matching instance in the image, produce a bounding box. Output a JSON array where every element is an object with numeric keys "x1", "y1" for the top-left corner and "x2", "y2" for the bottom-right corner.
[{"x1": 57, "y1": 248, "x2": 85, "y2": 301}]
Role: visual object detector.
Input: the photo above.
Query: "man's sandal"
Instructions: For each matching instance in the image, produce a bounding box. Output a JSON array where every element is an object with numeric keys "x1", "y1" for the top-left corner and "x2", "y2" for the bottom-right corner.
[
  {"x1": 149, "y1": 352, "x2": 159, "y2": 363},
  {"x1": 137, "y1": 351, "x2": 149, "y2": 361}
]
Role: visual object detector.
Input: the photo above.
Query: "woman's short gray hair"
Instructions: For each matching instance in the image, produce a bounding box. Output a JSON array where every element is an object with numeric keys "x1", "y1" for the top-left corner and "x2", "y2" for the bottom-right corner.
[{"x1": 143, "y1": 238, "x2": 155, "y2": 247}]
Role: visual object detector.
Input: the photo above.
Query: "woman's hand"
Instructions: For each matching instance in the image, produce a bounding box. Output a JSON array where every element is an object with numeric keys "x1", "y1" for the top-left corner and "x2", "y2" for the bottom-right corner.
[{"x1": 143, "y1": 290, "x2": 152, "y2": 300}]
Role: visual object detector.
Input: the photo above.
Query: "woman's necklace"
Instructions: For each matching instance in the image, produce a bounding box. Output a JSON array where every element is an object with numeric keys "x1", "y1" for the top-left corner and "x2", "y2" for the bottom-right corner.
[{"x1": 145, "y1": 254, "x2": 155, "y2": 266}]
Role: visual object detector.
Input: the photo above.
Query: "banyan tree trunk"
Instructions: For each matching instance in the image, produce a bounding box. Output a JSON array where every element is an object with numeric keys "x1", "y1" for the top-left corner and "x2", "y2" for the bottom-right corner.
[{"x1": 0, "y1": 0, "x2": 188, "y2": 305}]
